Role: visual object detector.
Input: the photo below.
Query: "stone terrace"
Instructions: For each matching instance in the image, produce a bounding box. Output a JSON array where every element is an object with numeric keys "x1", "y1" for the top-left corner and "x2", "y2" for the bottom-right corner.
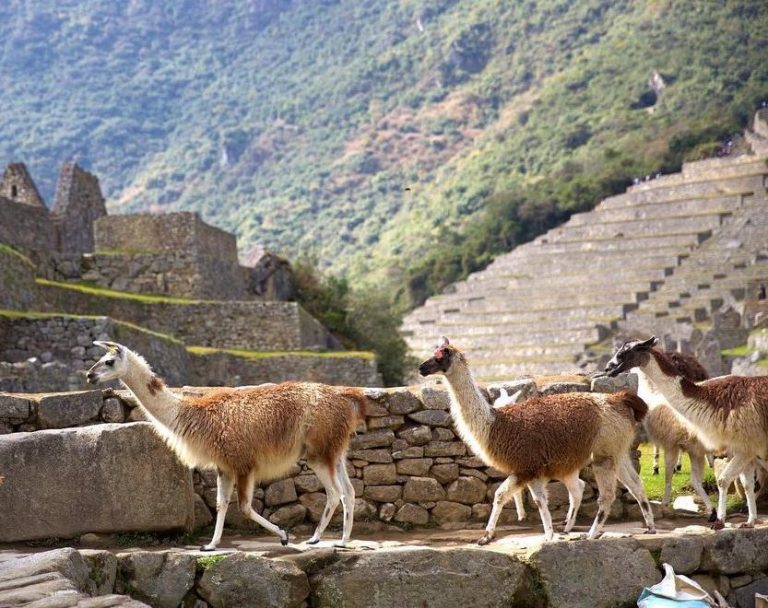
[{"x1": 402, "y1": 150, "x2": 768, "y2": 380}]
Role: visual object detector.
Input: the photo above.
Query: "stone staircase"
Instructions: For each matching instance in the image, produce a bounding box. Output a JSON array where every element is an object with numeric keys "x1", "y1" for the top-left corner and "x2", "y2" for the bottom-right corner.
[{"x1": 402, "y1": 150, "x2": 768, "y2": 381}]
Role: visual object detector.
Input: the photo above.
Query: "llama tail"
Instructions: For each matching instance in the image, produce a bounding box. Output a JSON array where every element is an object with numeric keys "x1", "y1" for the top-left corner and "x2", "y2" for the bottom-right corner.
[
  {"x1": 608, "y1": 391, "x2": 648, "y2": 423},
  {"x1": 335, "y1": 387, "x2": 368, "y2": 423}
]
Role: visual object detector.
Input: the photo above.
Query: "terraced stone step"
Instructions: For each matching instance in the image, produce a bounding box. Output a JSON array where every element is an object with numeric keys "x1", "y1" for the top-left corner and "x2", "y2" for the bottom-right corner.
[
  {"x1": 439, "y1": 279, "x2": 657, "y2": 303},
  {"x1": 570, "y1": 195, "x2": 741, "y2": 225},
  {"x1": 486, "y1": 252, "x2": 682, "y2": 274},
  {"x1": 472, "y1": 358, "x2": 582, "y2": 378},
  {"x1": 404, "y1": 327, "x2": 605, "y2": 351},
  {"x1": 535, "y1": 230, "x2": 710, "y2": 250},
  {"x1": 602, "y1": 175, "x2": 764, "y2": 208},
  {"x1": 426, "y1": 292, "x2": 649, "y2": 316},
  {"x1": 411, "y1": 303, "x2": 627, "y2": 325},
  {"x1": 548, "y1": 213, "x2": 728, "y2": 241}
]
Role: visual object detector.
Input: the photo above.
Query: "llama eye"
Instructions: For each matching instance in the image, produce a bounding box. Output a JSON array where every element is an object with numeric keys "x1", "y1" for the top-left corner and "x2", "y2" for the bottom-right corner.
[{"x1": 105, "y1": 360, "x2": 115, "y2": 367}]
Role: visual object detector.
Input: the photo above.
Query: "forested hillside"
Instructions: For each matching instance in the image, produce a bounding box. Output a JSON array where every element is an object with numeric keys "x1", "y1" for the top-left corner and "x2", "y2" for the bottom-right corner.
[{"x1": 2, "y1": 0, "x2": 767, "y2": 304}]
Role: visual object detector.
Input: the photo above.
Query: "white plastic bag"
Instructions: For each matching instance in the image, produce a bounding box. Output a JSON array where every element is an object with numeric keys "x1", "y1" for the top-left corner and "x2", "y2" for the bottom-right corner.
[{"x1": 637, "y1": 563, "x2": 715, "y2": 608}]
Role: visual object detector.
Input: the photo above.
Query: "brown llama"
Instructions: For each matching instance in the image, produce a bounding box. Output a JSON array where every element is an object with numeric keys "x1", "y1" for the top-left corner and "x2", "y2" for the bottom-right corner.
[
  {"x1": 419, "y1": 337, "x2": 656, "y2": 543},
  {"x1": 606, "y1": 336, "x2": 768, "y2": 529},
  {"x1": 86, "y1": 341, "x2": 366, "y2": 550}
]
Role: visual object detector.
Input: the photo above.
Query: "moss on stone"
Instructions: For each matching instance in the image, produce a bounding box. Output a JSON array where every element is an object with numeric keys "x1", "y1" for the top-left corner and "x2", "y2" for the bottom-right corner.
[
  {"x1": 36, "y1": 278, "x2": 206, "y2": 305},
  {"x1": 187, "y1": 345, "x2": 376, "y2": 360},
  {"x1": 0, "y1": 243, "x2": 35, "y2": 267}
]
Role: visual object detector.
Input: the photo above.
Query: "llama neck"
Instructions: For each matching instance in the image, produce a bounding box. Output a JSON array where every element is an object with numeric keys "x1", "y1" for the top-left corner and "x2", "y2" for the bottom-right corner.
[
  {"x1": 120, "y1": 352, "x2": 181, "y2": 430},
  {"x1": 635, "y1": 353, "x2": 712, "y2": 431},
  {"x1": 443, "y1": 361, "x2": 495, "y2": 445}
]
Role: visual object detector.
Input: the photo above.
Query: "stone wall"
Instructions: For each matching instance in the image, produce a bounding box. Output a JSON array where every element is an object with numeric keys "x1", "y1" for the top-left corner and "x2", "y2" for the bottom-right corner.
[
  {"x1": 0, "y1": 197, "x2": 55, "y2": 256},
  {"x1": 95, "y1": 212, "x2": 238, "y2": 261},
  {"x1": 3, "y1": 533, "x2": 768, "y2": 608},
  {"x1": 37, "y1": 281, "x2": 337, "y2": 351},
  {"x1": 52, "y1": 164, "x2": 107, "y2": 254},
  {"x1": 0, "y1": 379, "x2": 643, "y2": 531},
  {"x1": 189, "y1": 349, "x2": 381, "y2": 388},
  {"x1": 0, "y1": 247, "x2": 37, "y2": 311},
  {"x1": 0, "y1": 315, "x2": 192, "y2": 391}
]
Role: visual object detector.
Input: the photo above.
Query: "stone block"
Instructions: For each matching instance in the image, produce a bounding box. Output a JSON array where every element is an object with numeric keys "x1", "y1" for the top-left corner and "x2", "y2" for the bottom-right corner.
[
  {"x1": 116, "y1": 551, "x2": 196, "y2": 608},
  {"x1": 366, "y1": 415, "x2": 405, "y2": 431},
  {"x1": 265, "y1": 479, "x2": 297, "y2": 507},
  {"x1": 363, "y1": 485, "x2": 402, "y2": 503},
  {"x1": 407, "y1": 409, "x2": 452, "y2": 427},
  {"x1": 394, "y1": 503, "x2": 430, "y2": 525},
  {"x1": 298, "y1": 493, "x2": 326, "y2": 522},
  {"x1": 269, "y1": 504, "x2": 307, "y2": 528},
  {"x1": 397, "y1": 424, "x2": 432, "y2": 446},
  {"x1": 659, "y1": 536, "x2": 705, "y2": 574},
  {"x1": 199, "y1": 552, "x2": 309, "y2": 608},
  {"x1": 0, "y1": 423, "x2": 194, "y2": 542},
  {"x1": 530, "y1": 538, "x2": 660, "y2": 608},
  {"x1": 430, "y1": 463, "x2": 460, "y2": 484},
  {"x1": 403, "y1": 477, "x2": 446, "y2": 502},
  {"x1": 347, "y1": 448, "x2": 393, "y2": 464},
  {"x1": 701, "y1": 527, "x2": 768, "y2": 574},
  {"x1": 420, "y1": 386, "x2": 450, "y2": 410},
  {"x1": 0, "y1": 394, "x2": 32, "y2": 424},
  {"x1": 432, "y1": 501, "x2": 471, "y2": 524},
  {"x1": 101, "y1": 397, "x2": 126, "y2": 423},
  {"x1": 590, "y1": 372, "x2": 639, "y2": 394},
  {"x1": 424, "y1": 441, "x2": 466, "y2": 457},
  {"x1": 295, "y1": 473, "x2": 323, "y2": 493},
  {"x1": 446, "y1": 477, "x2": 487, "y2": 505},
  {"x1": 540, "y1": 382, "x2": 590, "y2": 396},
  {"x1": 79, "y1": 549, "x2": 118, "y2": 596},
  {"x1": 350, "y1": 429, "x2": 394, "y2": 450},
  {"x1": 309, "y1": 547, "x2": 526, "y2": 608},
  {"x1": 363, "y1": 464, "x2": 397, "y2": 485},
  {"x1": 396, "y1": 458, "x2": 433, "y2": 477},
  {"x1": 386, "y1": 389, "x2": 422, "y2": 415},
  {"x1": 38, "y1": 391, "x2": 106, "y2": 428}
]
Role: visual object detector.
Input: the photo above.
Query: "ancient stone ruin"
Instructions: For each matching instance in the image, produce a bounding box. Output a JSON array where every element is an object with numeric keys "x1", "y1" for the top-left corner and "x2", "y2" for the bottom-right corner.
[
  {"x1": 402, "y1": 111, "x2": 768, "y2": 381},
  {"x1": 0, "y1": 162, "x2": 381, "y2": 392}
]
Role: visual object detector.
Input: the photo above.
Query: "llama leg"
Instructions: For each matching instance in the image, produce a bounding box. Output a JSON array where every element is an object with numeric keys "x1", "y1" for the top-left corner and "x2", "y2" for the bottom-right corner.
[
  {"x1": 689, "y1": 451, "x2": 716, "y2": 521},
  {"x1": 738, "y1": 465, "x2": 757, "y2": 528},
  {"x1": 560, "y1": 471, "x2": 585, "y2": 533},
  {"x1": 479, "y1": 474, "x2": 521, "y2": 546},
  {"x1": 527, "y1": 479, "x2": 554, "y2": 541},
  {"x1": 653, "y1": 444, "x2": 660, "y2": 475},
  {"x1": 513, "y1": 489, "x2": 527, "y2": 521},
  {"x1": 617, "y1": 455, "x2": 656, "y2": 534},
  {"x1": 706, "y1": 453, "x2": 715, "y2": 469},
  {"x1": 713, "y1": 451, "x2": 753, "y2": 529},
  {"x1": 335, "y1": 457, "x2": 355, "y2": 545},
  {"x1": 675, "y1": 452, "x2": 683, "y2": 473},
  {"x1": 662, "y1": 447, "x2": 680, "y2": 507},
  {"x1": 236, "y1": 472, "x2": 289, "y2": 545},
  {"x1": 201, "y1": 470, "x2": 235, "y2": 551},
  {"x1": 586, "y1": 458, "x2": 616, "y2": 539},
  {"x1": 306, "y1": 461, "x2": 342, "y2": 544}
]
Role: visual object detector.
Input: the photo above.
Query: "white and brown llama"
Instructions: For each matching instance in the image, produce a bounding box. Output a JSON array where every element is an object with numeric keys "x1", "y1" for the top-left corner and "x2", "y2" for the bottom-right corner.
[
  {"x1": 419, "y1": 337, "x2": 656, "y2": 543},
  {"x1": 604, "y1": 347, "x2": 716, "y2": 519},
  {"x1": 606, "y1": 336, "x2": 768, "y2": 529},
  {"x1": 86, "y1": 341, "x2": 366, "y2": 550}
]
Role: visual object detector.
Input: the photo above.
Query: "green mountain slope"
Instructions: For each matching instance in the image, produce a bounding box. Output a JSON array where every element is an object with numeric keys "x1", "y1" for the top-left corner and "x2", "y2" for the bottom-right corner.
[{"x1": 2, "y1": 0, "x2": 766, "y2": 293}]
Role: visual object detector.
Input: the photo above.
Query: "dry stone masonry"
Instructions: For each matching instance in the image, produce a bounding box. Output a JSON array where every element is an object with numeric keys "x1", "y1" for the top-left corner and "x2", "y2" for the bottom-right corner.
[{"x1": 402, "y1": 113, "x2": 768, "y2": 380}]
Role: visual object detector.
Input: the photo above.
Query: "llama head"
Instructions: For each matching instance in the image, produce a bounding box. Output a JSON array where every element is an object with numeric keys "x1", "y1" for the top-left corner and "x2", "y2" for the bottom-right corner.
[
  {"x1": 605, "y1": 336, "x2": 658, "y2": 376},
  {"x1": 87, "y1": 341, "x2": 130, "y2": 384},
  {"x1": 419, "y1": 336, "x2": 463, "y2": 376}
]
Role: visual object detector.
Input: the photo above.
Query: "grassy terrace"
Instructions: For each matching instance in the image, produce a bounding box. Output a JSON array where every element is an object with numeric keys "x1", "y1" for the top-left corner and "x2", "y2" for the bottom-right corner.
[
  {"x1": 35, "y1": 278, "x2": 207, "y2": 305},
  {"x1": 187, "y1": 346, "x2": 375, "y2": 361},
  {"x1": 0, "y1": 243, "x2": 35, "y2": 267},
  {"x1": 0, "y1": 309, "x2": 183, "y2": 344}
]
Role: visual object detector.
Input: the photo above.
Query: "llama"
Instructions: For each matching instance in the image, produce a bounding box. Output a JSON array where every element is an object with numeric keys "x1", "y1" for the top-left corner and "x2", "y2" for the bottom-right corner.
[
  {"x1": 606, "y1": 336, "x2": 768, "y2": 529},
  {"x1": 419, "y1": 337, "x2": 656, "y2": 543},
  {"x1": 86, "y1": 341, "x2": 366, "y2": 550},
  {"x1": 605, "y1": 348, "x2": 715, "y2": 519}
]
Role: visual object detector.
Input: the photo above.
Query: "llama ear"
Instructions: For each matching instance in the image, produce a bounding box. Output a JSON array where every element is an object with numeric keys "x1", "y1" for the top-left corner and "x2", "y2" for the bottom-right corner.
[
  {"x1": 638, "y1": 336, "x2": 658, "y2": 350},
  {"x1": 94, "y1": 341, "x2": 123, "y2": 355},
  {"x1": 436, "y1": 336, "x2": 449, "y2": 348}
]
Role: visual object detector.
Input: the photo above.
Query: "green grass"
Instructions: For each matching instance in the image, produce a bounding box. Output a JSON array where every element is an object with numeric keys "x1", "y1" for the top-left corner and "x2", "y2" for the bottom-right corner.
[
  {"x1": 197, "y1": 554, "x2": 227, "y2": 569},
  {"x1": 721, "y1": 345, "x2": 750, "y2": 357},
  {"x1": 187, "y1": 345, "x2": 376, "y2": 360},
  {"x1": 36, "y1": 278, "x2": 206, "y2": 305},
  {"x1": 0, "y1": 243, "x2": 35, "y2": 267}
]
